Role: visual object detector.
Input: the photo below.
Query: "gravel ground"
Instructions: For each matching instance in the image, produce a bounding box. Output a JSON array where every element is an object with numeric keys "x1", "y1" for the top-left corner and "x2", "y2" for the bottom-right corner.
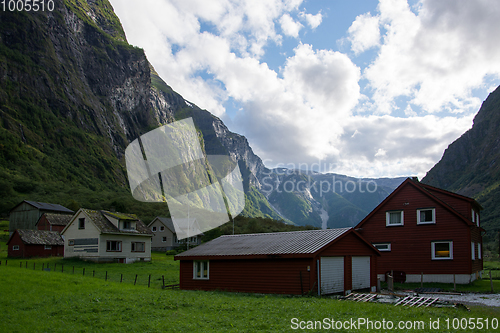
[{"x1": 416, "y1": 292, "x2": 500, "y2": 307}]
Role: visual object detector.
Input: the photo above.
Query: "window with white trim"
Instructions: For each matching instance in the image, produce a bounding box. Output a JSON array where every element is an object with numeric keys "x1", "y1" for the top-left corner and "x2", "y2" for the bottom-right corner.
[
  {"x1": 478, "y1": 243, "x2": 482, "y2": 259},
  {"x1": 472, "y1": 209, "x2": 475, "y2": 224},
  {"x1": 13, "y1": 245, "x2": 19, "y2": 251},
  {"x1": 373, "y1": 243, "x2": 391, "y2": 251},
  {"x1": 431, "y1": 241, "x2": 453, "y2": 260},
  {"x1": 160, "y1": 226, "x2": 165, "y2": 232},
  {"x1": 131, "y1": 242, "x2": 145, "y2": 252},
  {"x1": 471, "y1": 242, "x2": 475, "y2": 260},
  {"x1": 152, "y1": 226, "x2": 157, "y2": 232},
  {"x1": 162, "y1": 237, "x2": 167, "y2": 242},
  {"x1": 193, "y1": 260, "x2": 209, "y2": 280},
  {"x1": 386, "y1": 211, "x2": 404, "y2": 226},
  {"x1": 44, "y1": 245, "x2": 52, "y2": 250},
  {"x1": 417, "y1": 208, "x2": 435, "y2": 224},
  {"x1": 106, "y1": 240, "x2": 122, "y2": 252}
]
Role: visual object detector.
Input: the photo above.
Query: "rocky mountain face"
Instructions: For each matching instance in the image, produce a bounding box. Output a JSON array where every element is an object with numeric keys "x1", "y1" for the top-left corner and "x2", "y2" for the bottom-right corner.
[
  {"x1": 422, "y1": 85, "x2": 500, "y2": 237},
  {"x1": 0, "y1": 0, "x2": 404, "y2": 227}
]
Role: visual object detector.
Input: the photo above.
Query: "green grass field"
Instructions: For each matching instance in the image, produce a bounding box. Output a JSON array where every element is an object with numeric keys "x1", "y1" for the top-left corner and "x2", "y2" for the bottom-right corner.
[{"x1": 1, "y1": 217, "x2": 500, "y2": 332}]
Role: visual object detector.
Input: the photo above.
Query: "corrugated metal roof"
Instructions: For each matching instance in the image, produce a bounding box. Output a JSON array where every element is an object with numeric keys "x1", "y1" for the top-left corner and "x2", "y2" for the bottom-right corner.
[
  {"x1": 175, "y1": 227, "x2": 352, "y2": 257},
  {"x1": 15, "y1": 229, "x2": 64, "y2": 246},
  {"x1": 24, "y1": 200, "x2": 74, "y2": 213}
]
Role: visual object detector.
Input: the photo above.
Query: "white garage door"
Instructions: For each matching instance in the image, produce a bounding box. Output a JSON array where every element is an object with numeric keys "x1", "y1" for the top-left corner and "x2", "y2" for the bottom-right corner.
[
  {"x1": 320, "y1": 257, "x2": 344, "y2": 294},
  {"x1": 352, "y1": 256, "x2": 370, "y2": 290}
]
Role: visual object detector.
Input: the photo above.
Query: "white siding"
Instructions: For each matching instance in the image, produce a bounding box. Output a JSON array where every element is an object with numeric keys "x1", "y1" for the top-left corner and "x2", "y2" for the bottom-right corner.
[
  {"x1": 62, "y1": 210, "x2": 101, "y2": 258},
  {"x1": 352, "y1": 256, "x2": 370, "y2": 290},
  {"x1": 320, "y1": 257, "x2": 344, "y2": 294}
]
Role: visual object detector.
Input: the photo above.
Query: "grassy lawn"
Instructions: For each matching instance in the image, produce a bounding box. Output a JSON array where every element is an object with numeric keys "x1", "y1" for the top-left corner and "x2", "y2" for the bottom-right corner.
[{"x1": 1, "y1": 265, "x2": 499, "y2": 333}]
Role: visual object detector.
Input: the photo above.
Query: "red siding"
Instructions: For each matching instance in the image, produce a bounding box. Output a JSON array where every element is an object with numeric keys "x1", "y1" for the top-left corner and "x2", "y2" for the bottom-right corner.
[
  {"x1": 37, "y1": 215, "x2": 65, "y2": 232},
  {"x1": 358, "y1": 181, "x2": 482, "y2": 276},
  {"x1": 7, "y1": 232, "x2": 64, "y2": 258},
  {"x1": 180, "y1": 258, "x2": 315, "y2": 295}
]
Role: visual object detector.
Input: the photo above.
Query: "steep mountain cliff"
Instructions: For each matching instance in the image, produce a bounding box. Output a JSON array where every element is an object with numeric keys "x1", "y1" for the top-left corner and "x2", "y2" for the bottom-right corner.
[
  {"x1": 0, "y1": 0, "x2": 403, "y2": 227},
  {"x1": 422, "y1": 85, "x2": 500, "y2": 237}
]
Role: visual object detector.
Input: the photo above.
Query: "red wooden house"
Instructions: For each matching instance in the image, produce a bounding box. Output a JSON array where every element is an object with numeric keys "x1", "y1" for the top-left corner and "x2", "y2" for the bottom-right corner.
[
  {"x1": 36, "y1": 213, "x2": 73, "y2": 232},
  {"x1": 7, "y1": 229, "x2": 64, "y2": 258},
  {"x1": 355, "y1": 178, "x2": 483, "y2": 284},
  {"x1": 174, "y1": 227, "x2": 380, "y2": 295}
]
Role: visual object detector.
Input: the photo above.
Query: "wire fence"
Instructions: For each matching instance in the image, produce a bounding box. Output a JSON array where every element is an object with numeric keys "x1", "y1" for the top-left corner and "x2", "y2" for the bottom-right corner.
[{"x1": 0, "y1": 259, "x2": 179, "y2": 290}]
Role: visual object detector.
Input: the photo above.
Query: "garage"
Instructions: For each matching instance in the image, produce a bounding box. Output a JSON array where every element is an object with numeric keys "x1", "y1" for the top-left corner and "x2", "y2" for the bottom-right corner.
[
  {"x1": 320, "y1": 257, "x2": 344, "y2": 294},
  {"x1": 352, "y1": 256, "x2": 371, "y2": 290}
]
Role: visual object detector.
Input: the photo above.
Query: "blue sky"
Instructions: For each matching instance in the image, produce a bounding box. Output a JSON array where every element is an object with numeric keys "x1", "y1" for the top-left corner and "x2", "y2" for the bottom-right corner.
[{"x1": 110, "y1": 0, "x2": 500, "y2": 178}]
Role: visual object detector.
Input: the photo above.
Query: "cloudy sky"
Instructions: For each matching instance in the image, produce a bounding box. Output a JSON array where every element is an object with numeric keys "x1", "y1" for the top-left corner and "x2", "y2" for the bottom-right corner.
[{"x1": 110, "y1": 0, "x2": 500, "y2": 179}]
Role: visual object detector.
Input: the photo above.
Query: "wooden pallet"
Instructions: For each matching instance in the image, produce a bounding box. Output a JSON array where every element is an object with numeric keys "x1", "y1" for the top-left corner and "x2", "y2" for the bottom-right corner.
[
  {"x1": 345, "y1": 293, "x2": 377, "y2": 302},
  {"x1": 395, "y1": 295, "x2": 438, "y2": 307}
]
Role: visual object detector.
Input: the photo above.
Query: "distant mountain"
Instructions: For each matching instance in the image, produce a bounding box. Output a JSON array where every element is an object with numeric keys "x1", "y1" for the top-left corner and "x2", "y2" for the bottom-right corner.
[
  {"x1": 422, "y1": 85, "x2": 500, "y2": 238},
  {"x1": 0, "y1": 0, "x2": 404, "y2": 228}
]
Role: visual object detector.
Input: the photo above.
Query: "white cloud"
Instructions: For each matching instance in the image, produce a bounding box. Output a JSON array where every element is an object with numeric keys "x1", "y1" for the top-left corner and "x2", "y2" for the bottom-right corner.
[
  {"x1": 279, "y1": 13, "x2": 303, "y2": 38},
  {"x1": 300, "y1": 11, "x2": 323, "y2": 29},
  {"x1": 362, "y1": 0, "x2": 500, "y2": 114},
  {"x1": 347, "y1": 13, "x2": 380, "y2": 55}
]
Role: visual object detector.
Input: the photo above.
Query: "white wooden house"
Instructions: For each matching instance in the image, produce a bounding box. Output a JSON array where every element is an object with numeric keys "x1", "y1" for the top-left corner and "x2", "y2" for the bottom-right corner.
[
  {"x1": 148, "y1": 217, "x2": 201, "y2": 252},
  {"x1": 61, "y1": 209, "x2": 153, "y2": 263}
]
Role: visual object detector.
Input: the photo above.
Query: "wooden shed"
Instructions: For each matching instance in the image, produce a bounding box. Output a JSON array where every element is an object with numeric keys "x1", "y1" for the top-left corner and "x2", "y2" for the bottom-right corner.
[
  {"x1": 9, "y1": 200, "x2": 74, "y2": 235},
  {"x1": 36, "y1": 213, "x2": 73, "y2": 233},
  {"x1": 174, "y1": 228, "x2": 379, "y2": 295},
  {"x1": 7, "y1": 229, "x2": 64, "y2": 258}
]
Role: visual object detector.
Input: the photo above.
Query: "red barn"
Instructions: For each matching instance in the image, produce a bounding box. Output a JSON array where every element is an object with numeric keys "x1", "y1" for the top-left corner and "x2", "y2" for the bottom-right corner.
[
  {"x1": 356, "y1": 178, "x2": 483, "y2": 284},
  {"x1": 7, "y1": 229, "x2": 64, "y2": 258},
  {"x1": 36, "y1": 213, "x2": 73, "y2": 232},
  {"x1": 175, "y1": 228, "x2": 380, "y2": 295}
]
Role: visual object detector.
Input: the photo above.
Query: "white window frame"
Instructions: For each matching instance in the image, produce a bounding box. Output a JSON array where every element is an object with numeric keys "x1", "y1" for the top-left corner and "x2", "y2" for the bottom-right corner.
[
  {"x1": 44, "y1": 245, "x2": 52, "y2": 250},
  {"x1": 160, "y1": 226, "x2": 165, "y2": 232},
  {"x1": 152, "y1": 226, "x2": 157, "y2": 232},
  {"x1": 472, "y1": 209, "x2": 475, "y2": 224},
  {"x1": 131, "y1": 242, "x2": 145, "y2": 253},
  {"x1": 373, "y1": 243, "x2": 391, "y2": 252},
  {"x1": 471, "y1": 242, "x2": 475, "y2": 260},
  {"x1": 417, "y1": 208, "x2": 436, "y2": 224},
  {"x1": 386, "y1": 210, "x2": 404, "y2": 226},
  {"x1": 478, "y1": 243, "x2": 482, "y2": 259},
  {"x1": 431, "y1": 241, "x2": 453, "y2": 260},
  {"x1": 106, "y1": 240, "x2": 122, "y2": 252},
  {"x1": 13, "y1": 245, "x2": 19, "y2": 251},
  {"x1": 193, "y1": 260, "x2": 209, "y2": 280},
  {"x1": 162, "y1": 237, "x2": 167, "y2": 242}
]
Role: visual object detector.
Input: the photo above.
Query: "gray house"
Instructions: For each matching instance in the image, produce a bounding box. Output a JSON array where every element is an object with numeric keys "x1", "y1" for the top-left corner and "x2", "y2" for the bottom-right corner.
[
  {"x1": 148, "y1": 217, "x2": 201, "y2": 252},
  {"x1": 9, "y1": 200, "x2": 74, "y2": 235}
]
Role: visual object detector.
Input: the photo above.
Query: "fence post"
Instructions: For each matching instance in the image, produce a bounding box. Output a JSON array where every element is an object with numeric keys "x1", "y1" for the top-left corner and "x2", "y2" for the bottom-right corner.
[
  {"x1": 83, "y1": 268, "x2": 85, "y2": 276},
  {"x1": 120, "y1": 274, "x2": 123, "y2": 283},
  {"x1": 490, "y1": 270, "x2": 494, "y2": 293},
  {"x1": 162, "y1": 275, "x2": 165, "y2": 289},
  {"x1": 105, "y1": 271, "x2": 108, "y2": 281},
  {"x1": 148, "y1": 274, "x2": 151, "y2": 288},
  {"x1": 134, "y1": 274, "x2": 138, "y2": 285},
  {"x1": 93, "y1": 270, "x2": 95, "y2": 277}
]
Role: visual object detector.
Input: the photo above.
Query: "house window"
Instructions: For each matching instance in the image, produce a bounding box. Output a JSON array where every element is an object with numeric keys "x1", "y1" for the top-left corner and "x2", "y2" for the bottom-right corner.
[
  {"x1": 417, "y1": 208, "x2": 435, "y2": 224},
  {"x1": 131, "y1": 242, "x2": 145, "y2": 252},
  {"x1": 162, "y1": 237, "x2": 167, "y2": 242},
  {"x1": 68, "y1": 239, "x2": 75, "y2": 246},
  {"x1": 478, "y1": 243, "x2": 482, "y2": 259},
  {"x1": 152, "y1": 226, "x2": 157, "y2": 232},
  {"x1": 472, "y1": 242, "x2": 475, "y2": 260},
  {"x1": 174, "y1": 235, "x2": 179, "y2": 243},
  {"x1": 160, "y1": 226, "x2": 165, "y2": 232},
  {"x1": 373, "y1": 243, "x2": 391, "y2": 251},
  {"x1": 431, "y1": 241, "x2": 453, "y2": 260},
  {"x1": 122, "y1": 221, "x2": 133, "y2": 230},
  {"x1": 44, "y1": 245, "x2": 52, "y2": 250},
  {"x1": 193, "y1": 260, "x2": 209, "y2": 280},
  {"x1": 78, "y1": 218, "x2": 85, "y2": 229},
  {"x1": 386, "y1": 211, "x2": 404, "y2": 226},
  {"x1": 106, "y1": 240, "x2": 122, "y2": 252},
  {"x1": 12, "y1": 245, "x2": 19, "y2": 251}
]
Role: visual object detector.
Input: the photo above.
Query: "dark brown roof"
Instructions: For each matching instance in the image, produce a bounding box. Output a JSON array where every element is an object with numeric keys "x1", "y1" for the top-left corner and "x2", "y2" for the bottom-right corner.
[
  {"x1": 9, "y1": 229, "x2": 64, "y2": 246},
  {"x1": 147, "y1": 217, "x2": 176, "y2": 233},
  {"x1": 175, "y1": 228, "x2": 352, "y2": 258},
  {"x1": 40, "y1": 213, "x2": 73, "y2": 226},
  {"x1": 81, "y1": 209, "x2": 152, "y2": 236}
]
